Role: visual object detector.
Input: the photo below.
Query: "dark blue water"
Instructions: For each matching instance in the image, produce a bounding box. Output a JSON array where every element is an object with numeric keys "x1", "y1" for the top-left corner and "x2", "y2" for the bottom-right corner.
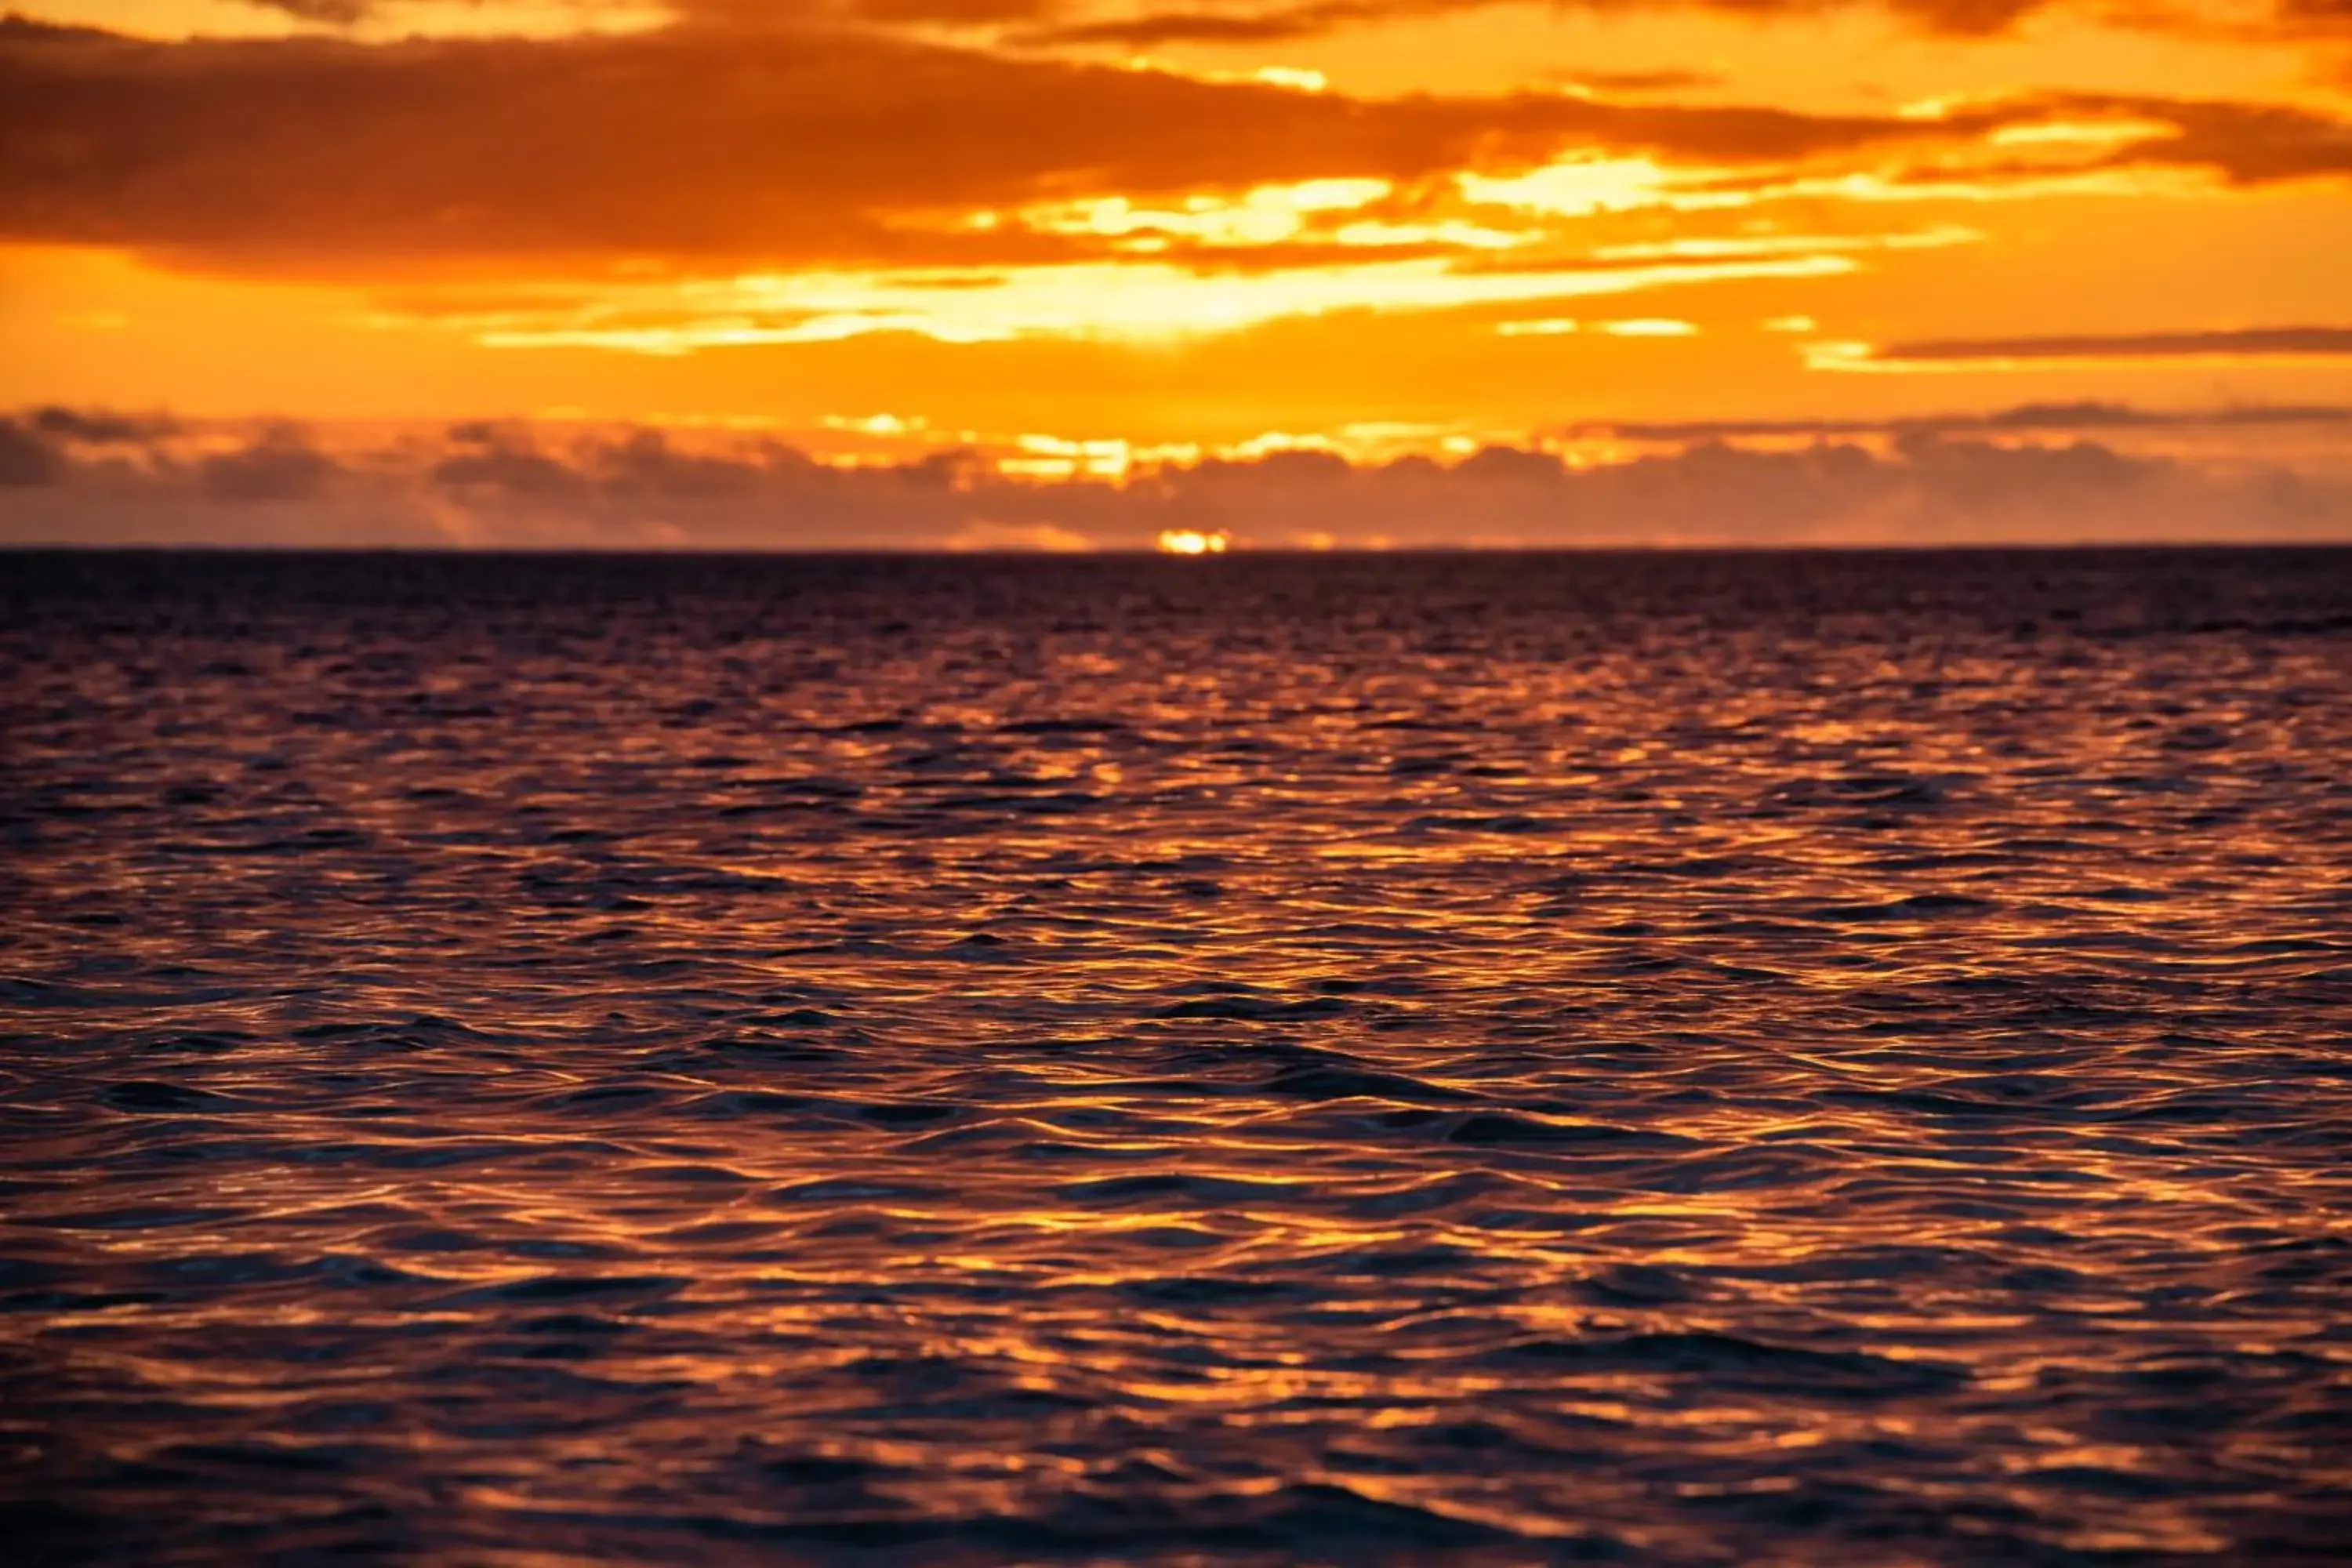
[{"x1": 3, "y1": 549, "x2": 2350, "y2": 1565}]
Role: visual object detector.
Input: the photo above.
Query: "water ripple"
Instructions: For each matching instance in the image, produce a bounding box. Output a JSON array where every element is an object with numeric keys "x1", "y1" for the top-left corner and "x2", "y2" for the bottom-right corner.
[{"x1": 2, "y1": 549, "x2": 2349, "y2": 1564}]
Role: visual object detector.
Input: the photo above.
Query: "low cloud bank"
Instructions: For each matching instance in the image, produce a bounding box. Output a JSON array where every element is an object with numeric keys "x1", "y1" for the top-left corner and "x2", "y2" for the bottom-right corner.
[
  {"x1": 1571, "y1": 400, "x2": 2352, "y2": 442},
  {"x1": 2, "y1": 408, "x2": 2347, "y2": 548}
]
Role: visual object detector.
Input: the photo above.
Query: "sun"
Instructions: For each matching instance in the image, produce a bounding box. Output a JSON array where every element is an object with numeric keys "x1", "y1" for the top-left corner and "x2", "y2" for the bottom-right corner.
[{"x1": 1156, "y1": 528, "x2": 1230, "y2": 555}]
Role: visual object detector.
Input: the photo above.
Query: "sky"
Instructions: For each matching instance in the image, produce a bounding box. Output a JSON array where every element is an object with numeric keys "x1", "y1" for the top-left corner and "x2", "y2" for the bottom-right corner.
[{"x1": 1, "y1": 0, "x2": 2348, "y2": 546}]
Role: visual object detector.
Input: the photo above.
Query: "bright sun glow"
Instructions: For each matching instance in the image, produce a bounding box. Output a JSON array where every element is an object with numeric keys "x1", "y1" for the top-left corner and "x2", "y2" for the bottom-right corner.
[
  {"x1": 1156, "y1": 528, "x2": 1231, "y2": 554},
  {"x1": 1457, "y1": 156, "x2": 1690, "y2": 217},
  {"x1": 456, "y1": 253, "x2": 1856, "y2": 352},
  {"x1": 1015, "y1": 180, "x2": 1396, "y2": 249}
]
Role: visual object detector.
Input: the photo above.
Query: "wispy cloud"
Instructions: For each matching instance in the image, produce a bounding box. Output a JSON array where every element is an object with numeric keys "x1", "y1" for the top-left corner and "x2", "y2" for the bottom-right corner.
[
  {"x1": 1819, "y1": 326, "x2": 2352, "y2": 369},
  {"x1": 437, "y1": 254, "x2": 1849, "y2": 349}
]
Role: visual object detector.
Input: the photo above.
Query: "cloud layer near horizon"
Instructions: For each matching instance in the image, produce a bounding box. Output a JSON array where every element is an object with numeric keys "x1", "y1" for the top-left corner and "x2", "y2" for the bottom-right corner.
[{"x1": 6, "y1": 406, "x2": 2347, "y2": 549}]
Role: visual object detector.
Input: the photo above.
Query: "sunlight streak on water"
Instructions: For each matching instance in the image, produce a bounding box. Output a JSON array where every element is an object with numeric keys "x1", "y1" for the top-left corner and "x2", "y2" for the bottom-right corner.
[{"x1": 1, "y1": 549, "x2": 2348, "y2": 1564}]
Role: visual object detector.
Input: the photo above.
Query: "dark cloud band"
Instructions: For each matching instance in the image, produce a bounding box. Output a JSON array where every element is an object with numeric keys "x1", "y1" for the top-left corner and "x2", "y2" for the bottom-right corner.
[
  {"x1": 2, "y1": 24, "x2": 2344, "y2": 278},
  {"x1": 6, "y1": 404, "x2": 2348, "y2": 548},
  {"x1": 1866, "y1": 328, "x2": 2352, "y2": 363},
  {"x1": 227, "y1": 0, "x2": 2352, "y2": 41}
]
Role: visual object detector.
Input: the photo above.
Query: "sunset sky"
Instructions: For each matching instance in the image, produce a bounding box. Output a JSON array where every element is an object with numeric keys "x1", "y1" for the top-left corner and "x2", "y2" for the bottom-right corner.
[{"x1": 2, "y1": 0, "x2": 2348, "y2": 546}]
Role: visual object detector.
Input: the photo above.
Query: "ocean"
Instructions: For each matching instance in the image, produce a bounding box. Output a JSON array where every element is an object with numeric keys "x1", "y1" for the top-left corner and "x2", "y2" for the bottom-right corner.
[{"x1": 3, "y1": 548, "x2": 2349, "y2": 1565}]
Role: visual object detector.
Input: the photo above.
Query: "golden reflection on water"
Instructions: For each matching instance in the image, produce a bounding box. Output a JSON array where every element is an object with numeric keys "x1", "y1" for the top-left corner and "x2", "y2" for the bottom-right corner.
[{"x1": 0, "y1": 550, "x2": 2347, "y2": 1563}]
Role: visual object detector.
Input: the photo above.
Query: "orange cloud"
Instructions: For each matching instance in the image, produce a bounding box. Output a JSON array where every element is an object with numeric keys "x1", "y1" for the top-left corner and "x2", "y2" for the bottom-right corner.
[
  {"x1": 196, "y1": 0, "x2": 2352, "y2": 38},
  {"x1": 5, "y1": 21, "x2": 2341, "y2": 282}
]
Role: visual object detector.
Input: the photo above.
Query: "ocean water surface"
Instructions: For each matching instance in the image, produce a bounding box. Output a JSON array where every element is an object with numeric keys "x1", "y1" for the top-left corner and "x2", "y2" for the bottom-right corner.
[{"x1": 2, "y1": 548, "x2": 2349, "y2": 1566}]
